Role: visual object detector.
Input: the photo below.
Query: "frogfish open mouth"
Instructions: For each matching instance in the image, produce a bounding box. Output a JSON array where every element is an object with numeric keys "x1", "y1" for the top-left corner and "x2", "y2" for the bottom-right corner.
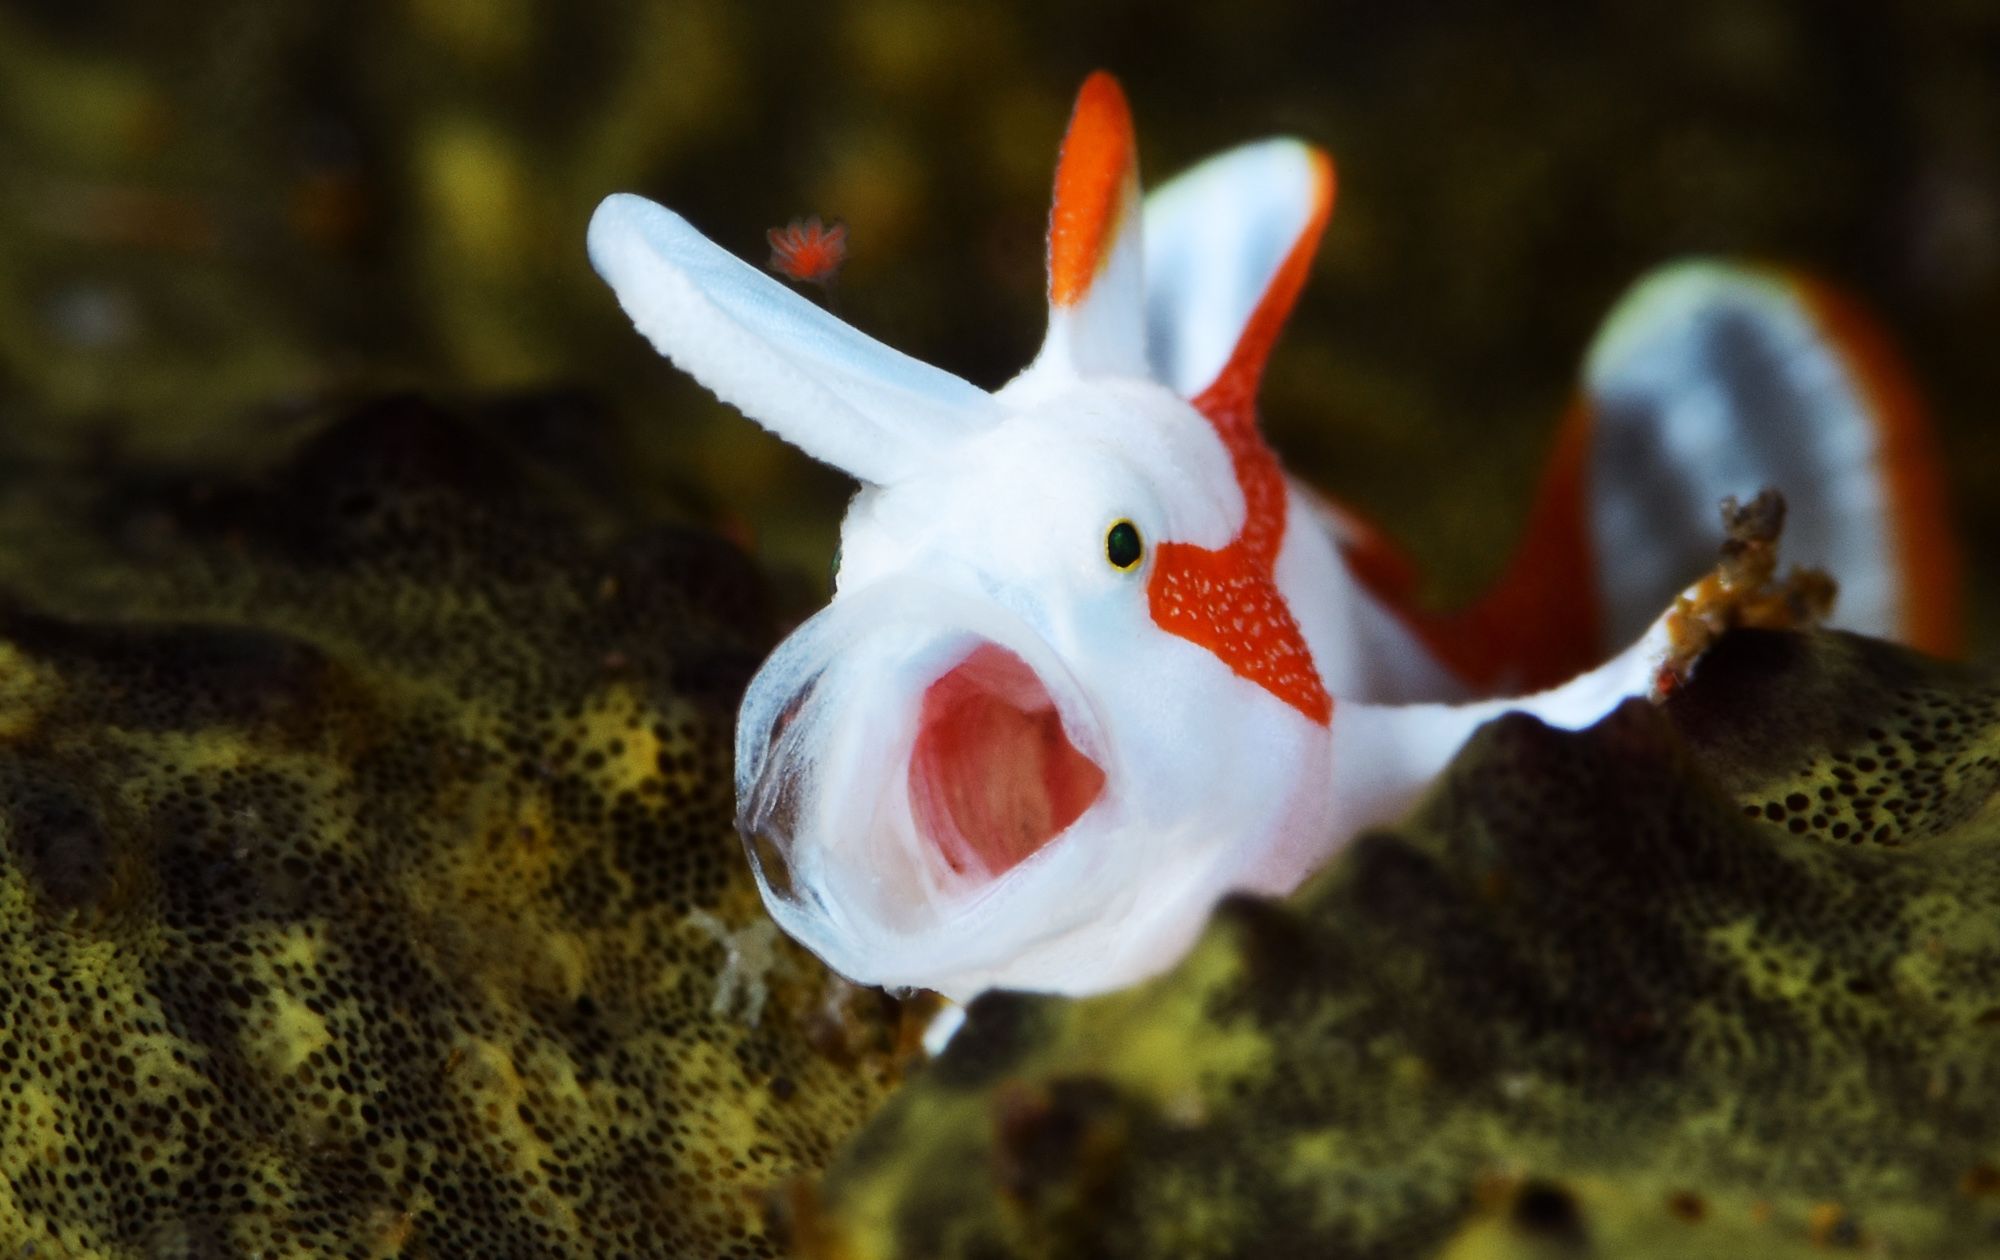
[{"x1": 589, "y1": 72, "x2": 1960, "y2": 1000}]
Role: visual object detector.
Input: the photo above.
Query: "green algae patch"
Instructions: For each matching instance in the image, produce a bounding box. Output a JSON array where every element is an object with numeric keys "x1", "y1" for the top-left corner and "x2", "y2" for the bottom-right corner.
[
  {"x1": 810, "y1": 630, "x2": 2000, "y2": 1258},
  {"x1": 0, "y1": 396, "x2": 911, "y2": 1258}
]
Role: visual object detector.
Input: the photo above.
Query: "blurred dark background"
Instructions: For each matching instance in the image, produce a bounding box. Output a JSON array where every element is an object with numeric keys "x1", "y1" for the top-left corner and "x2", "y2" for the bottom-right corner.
[{"x1": 0, "y1": 0, "x2": 1994, "y2": 648}]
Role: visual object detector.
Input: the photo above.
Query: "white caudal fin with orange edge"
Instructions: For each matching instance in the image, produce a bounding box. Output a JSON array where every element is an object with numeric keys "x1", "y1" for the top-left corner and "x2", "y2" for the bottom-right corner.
[
  {"x1": 1337, "y1": 259, "x2": 1963, "y2": 699},
  {"x1": 1581, "y1": 261, "x2": 1961, "y2": 655}
]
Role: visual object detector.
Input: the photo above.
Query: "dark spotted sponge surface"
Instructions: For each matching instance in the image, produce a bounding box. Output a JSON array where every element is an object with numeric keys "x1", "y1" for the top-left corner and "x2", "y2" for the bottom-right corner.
[
  {"x1": 0, "y1": 396, "x2": 911, "y2": 1259},
  {"x1": 813, "y1": 630, "x2": 2000, "y2": 1259}
]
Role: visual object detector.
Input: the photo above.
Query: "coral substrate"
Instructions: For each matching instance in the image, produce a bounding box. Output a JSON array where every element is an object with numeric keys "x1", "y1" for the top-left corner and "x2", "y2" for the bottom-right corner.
[
  {"x1": 812, "y1": 630, "x2": 2000, "y2": 1258},
  {"x1": 2, "y1": 397, "x2": 1996, "y2": 1258},
  {"x1": 0, "y1": 397, "x2": 909, "y2": 1258}
]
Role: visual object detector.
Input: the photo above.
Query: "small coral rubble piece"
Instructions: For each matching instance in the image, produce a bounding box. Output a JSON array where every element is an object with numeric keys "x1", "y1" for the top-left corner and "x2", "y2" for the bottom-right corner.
[
  {"x1": 1655, "y1": 489, "x2": 1838, "y2": 696},
  {"x1": 0, "y1": 396, "x2": 906, "y2": 1258}
]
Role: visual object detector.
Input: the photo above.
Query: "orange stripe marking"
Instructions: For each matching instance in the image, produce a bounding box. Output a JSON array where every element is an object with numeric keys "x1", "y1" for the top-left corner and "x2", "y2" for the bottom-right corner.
[
  {"x1": 1047, "y1": 72, "x2": 1138, "y2": 309},
  {"x1": 1793, "y1": 279, "x2": 1964, "y2": 658},
  {"x1": 1147, "y1": 150, "x2": 1338, "y2": 725}
]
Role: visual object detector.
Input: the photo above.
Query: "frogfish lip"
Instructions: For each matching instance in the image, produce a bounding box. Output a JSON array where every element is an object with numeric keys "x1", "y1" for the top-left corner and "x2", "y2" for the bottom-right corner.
[{"x1": 733, "y1": 578, "x2": 1113, "y2": 974}]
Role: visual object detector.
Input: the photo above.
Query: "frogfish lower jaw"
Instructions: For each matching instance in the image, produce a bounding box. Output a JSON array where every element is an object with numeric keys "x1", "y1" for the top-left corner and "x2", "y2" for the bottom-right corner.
[{"x1": 733, "y1": 582, "x2": 1121, "y2": 989}]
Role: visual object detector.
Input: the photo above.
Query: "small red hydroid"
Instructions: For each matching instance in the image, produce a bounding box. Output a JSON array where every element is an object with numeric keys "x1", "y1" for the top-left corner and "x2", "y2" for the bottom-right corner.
[{"x1": 766, "y1": 216, "x2": 848, "y2": 287}]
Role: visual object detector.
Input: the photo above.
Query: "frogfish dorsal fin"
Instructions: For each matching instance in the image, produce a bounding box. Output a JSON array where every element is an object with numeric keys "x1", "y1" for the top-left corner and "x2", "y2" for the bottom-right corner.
[{"x1": 1035, "y1": 71, "x2": 1148, "y2": 381}]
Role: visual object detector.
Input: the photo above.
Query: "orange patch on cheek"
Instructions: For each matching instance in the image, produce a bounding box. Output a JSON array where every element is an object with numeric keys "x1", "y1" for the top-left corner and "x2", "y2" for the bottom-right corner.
[
  {"x1": 1139, "y1": 146, "x2": 1335, "y2": 726},
  {"x1": 1148, "y1": 538, "x2": 1332, "y2": 725},
  {"x1": 1795, "y1": 279, "x2": 1963, "y2": 658}
]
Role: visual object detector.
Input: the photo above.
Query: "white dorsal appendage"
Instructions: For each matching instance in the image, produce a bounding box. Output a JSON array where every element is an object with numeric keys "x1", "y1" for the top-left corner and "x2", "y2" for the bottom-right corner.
[{"x1": 1143, "y1": 139, "x2": 1332, "y2": 399}]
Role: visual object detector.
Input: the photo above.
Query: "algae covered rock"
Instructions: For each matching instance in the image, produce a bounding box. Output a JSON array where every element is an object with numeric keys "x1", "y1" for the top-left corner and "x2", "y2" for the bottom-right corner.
[
  {"x1": 809, "y1": 630, "x2": 2000, "y2": 1258},
  {"x1": 0, "y1": 397, "x2": 909, "y2": 1258}
]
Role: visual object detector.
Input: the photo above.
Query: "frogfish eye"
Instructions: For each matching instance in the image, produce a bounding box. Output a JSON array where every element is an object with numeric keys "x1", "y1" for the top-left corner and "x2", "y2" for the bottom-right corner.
[{"x1": 1105, "y1": 519, "x2": 1143, "y2": 572}]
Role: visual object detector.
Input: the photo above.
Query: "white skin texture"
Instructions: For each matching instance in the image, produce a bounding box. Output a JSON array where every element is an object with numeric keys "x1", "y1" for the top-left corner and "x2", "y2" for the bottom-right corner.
[{"x1": 589, "y1": 76, "x2": 1928, "y2": 1000}]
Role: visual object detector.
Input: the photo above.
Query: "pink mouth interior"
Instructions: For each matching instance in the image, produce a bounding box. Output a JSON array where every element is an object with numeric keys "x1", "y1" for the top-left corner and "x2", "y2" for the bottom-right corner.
[{"x1": 908, "y1": 643, "x2": 1106, "y2": 878}]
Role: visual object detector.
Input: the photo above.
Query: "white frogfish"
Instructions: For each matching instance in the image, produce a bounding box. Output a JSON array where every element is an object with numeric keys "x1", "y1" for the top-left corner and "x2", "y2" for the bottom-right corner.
[{"x1": 588, "y1": 72, "x2": 1960, "y2": 1001}]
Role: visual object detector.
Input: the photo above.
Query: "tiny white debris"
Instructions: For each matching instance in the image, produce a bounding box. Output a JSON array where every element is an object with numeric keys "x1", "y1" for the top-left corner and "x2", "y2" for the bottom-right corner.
[
  {"x1": 920, "y1": 1000, "x2": 967, "y2": 1056},
  {"x1": 687, "y1": 909, "x2": 780, "y2": 1025}
]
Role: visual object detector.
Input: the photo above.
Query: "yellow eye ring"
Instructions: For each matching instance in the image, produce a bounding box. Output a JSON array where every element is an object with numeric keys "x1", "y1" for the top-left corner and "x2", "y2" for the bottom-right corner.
[{"x1": 1105, "y1": 519, "x2": 1143, "y2": 571}]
